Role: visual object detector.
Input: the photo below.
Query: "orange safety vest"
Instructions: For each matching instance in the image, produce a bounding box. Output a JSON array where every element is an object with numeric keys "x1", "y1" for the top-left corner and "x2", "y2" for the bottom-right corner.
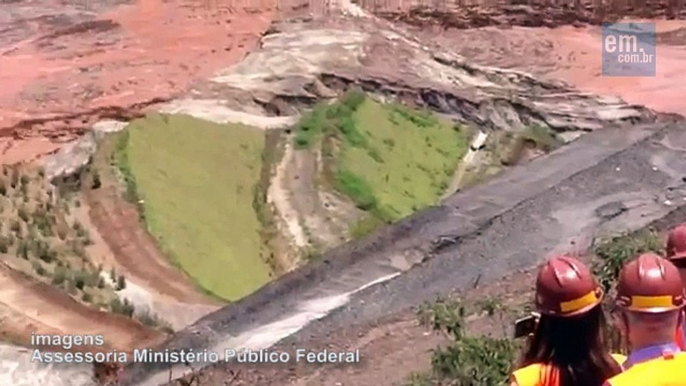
[
  {"x1": 512, "y1": 354, "x2": 627, "y2": 386},
  {"x1": 604, "y1": 351, "x2": 686, "y2": 386}
]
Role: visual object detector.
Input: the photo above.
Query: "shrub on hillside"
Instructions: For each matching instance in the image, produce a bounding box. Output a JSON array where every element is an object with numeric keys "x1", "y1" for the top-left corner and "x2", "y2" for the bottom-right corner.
[
  {"x1": 16, "y1": 240, "x2": 28, "y2": 259},
  {"x1": 17, "y1": 206, "x2": 29, "y2": 222},
  {"x1": 0, "y1": 237, "x2": 8, "y2": 254},
  {"x1": 31, "y1": 260, "x2": 46, "y2": 276},
  {"x1": 412, "y1": 298, "x2": 519, "y2": 386},
  {"x1": 592, "y1": 230, "x2": 662, "y2": 293},
  {"x1": 10, "y1": 220, "x2": 21, "y2": 236},
  {"x1": 91, "y1": 170, "x2": 102, "y2": 189},
  {"x1": 117, "y1": 274, "x2": 126, "y2": 291},
  {"x1": 52, "y1": 267, "x2": 67, "y2": 286},
  {"x1": 110, "y1": 297, "x2": 135, "y2": 317}
]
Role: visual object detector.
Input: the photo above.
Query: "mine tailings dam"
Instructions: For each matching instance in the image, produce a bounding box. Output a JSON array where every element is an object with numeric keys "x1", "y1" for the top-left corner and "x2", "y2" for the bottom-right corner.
[{"x1": 121, "y1": 111, "x2": 686, "y2": 385}]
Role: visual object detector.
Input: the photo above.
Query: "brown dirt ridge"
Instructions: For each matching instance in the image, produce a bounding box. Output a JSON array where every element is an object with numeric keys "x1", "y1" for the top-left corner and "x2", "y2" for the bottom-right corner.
[{"x1": 0, "y1": 262, "x2": 165, "y2": 354}]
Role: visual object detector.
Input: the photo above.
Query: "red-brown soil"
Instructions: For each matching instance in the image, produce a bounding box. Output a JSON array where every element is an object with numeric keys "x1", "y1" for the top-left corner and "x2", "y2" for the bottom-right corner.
[
  {"x1": 0, "y1": 263, "x2": 164, "y2": 353},
  {"x1": 0, "y1": 0, "x2": 275, "y2": 164}
]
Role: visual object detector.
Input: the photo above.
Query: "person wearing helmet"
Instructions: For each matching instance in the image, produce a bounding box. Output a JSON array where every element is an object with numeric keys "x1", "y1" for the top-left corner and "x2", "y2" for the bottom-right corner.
[
  {"x1": 511, "y1": 255, "x2": 624, "y2": 386},
  {"x1": 602, "y1": 253, "x2": 686, "y2": 386},
  {"x1": 665, "y1": 224, "x2": 686, "y2": 350}
]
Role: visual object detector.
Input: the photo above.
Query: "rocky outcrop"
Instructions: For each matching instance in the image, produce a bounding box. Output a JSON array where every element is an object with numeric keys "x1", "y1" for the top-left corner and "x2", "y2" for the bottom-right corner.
[{"x1": 198, "y1": 16, "x2": 653, "y2": 136}]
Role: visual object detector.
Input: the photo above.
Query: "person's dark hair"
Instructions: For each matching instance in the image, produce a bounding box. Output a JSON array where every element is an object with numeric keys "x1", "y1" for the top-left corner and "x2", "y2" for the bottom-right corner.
[{"x1": 517, "y1": 305, "x2": 622, "y2": 386}]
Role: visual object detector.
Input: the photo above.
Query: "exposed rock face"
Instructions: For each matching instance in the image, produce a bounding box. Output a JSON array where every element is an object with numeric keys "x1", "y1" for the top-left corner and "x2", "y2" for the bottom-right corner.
[{"x1": 201, "y1": 16, "x2": 654, "y2": 137}]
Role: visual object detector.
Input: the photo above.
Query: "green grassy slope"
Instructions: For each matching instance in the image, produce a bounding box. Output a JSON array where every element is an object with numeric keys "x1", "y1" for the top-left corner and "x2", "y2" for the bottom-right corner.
[
  {"x1": 294, "y1": 91, "x2": 468, "y2": 229},
  {"x1": 341, "y1": 99, "x2": 467, "y2": 221},
  {"x1": 119, "y1": 114, "x2": 270, "y2": 301}
]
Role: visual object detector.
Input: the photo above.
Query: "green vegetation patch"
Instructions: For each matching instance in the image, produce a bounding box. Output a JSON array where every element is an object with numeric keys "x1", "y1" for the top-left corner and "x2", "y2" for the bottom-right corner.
[
  {"x1": 592, "y1": 229, "x2": 662, "y2": 293},
  {"x1": 117, "y1": 114, "x2": 271, "y2": 301},
  {"x1": 342, "y1": 99, "x2": 466, "y2": 221},
  {"x1": 408, "y1": 298, "x2": 520, "y2": 386},
  {"x1": 295, "y1": 91, "x2": 467, "y2": 228},
  {"x1": 520, "y1": 125, "x2": 563, "y2": 153}
]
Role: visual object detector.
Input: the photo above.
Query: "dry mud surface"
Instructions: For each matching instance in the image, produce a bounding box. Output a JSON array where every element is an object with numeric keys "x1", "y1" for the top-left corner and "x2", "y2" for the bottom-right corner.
[
  {"x1": 0, "y1": 0, "x2": 273, "y2": 164},
  {"x1": 422, "y1": 20, "x2": 686, "y2": 115}
]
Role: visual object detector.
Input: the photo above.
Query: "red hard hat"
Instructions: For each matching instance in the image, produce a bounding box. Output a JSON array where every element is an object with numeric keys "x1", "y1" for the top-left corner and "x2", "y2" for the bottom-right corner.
[
  {"x1": 535, "y1": 255, "x2": 603, "y2": 317},
  {"x1": 666, "y1": 224, "x2": 686, "y2": 262},
  {"x1": 616, "y1": 253, "x2": 686, "y2": 313}
]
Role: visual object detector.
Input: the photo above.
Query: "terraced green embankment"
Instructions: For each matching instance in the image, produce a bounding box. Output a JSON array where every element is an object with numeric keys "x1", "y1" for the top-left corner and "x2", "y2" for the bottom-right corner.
[
  {"x1": 113, "y1": 93, "x2": 470, "y2": 301},
  {"x1": 115, "y1": 114, "x2": 271, "y2": 301},
  {"x1": 295, "y1": 91, "x2": 468, "y2": 236}
]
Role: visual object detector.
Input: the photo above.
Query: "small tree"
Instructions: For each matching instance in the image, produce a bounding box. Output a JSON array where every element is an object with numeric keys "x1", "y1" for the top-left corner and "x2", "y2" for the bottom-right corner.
[
  {"x1": 117, "y1": 274, "x2": 126, "y2": 290},
  {"x1": 0, "y1": 180, "x2": 6, "y2": 196},
  {"x1": 52, "y1": 267, "x2": 67, "y2": 285},
  {"x1": 91, "y1": 170, "x2": 102, "y2": 190},
  {"x1": 0, "y1": 237, "x2": 8, "y2": 253},
  {"x1": 16, "y1": 241, "x2": 28, "y2": 259},
  {"x1": 110, "y1": 267, "x2": 116, "y2": 282},
  {"x1": 10, "y1": 169, "x2": 19, "y2": 189},
  {"x1": 32, "y1": 261, "x2": 46, "y2": 276},
  {"x1": 17, "y1": 207, "x2": 29, "y2": 223},
  {"x1": 74, "y1": 271, "x2": 88, "y2": 290},
  {"x1": 10, "y1": 220, "x2": 21, "y2": 235},
  {"x1": 122, "y1": 298, "x2": 135, "y2": 317}
]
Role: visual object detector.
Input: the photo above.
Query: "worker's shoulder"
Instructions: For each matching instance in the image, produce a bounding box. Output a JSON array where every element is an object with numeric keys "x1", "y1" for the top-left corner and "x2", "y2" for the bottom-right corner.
[{"x1": 605, "y1": 353, "x2": 686, "y2": 385}]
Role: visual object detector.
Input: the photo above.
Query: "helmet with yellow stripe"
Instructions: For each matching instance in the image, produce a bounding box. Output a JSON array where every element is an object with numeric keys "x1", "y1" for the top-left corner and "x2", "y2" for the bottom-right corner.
[
  {"x1": 615, "y1": 253, "x2": 686, "y2": 313},
  {"x1": 535, "y1": 255, "x2": 603, "y2": 317}
]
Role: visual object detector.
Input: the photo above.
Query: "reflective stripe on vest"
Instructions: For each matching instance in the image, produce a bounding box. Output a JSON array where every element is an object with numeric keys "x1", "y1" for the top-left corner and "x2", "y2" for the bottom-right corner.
[
  {"x1": 513, "y1": 354, "x2": 626, "y2": 386},
  {"x1": 605, "y1": 351, "x2": 686, "y2": 386}
]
